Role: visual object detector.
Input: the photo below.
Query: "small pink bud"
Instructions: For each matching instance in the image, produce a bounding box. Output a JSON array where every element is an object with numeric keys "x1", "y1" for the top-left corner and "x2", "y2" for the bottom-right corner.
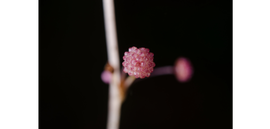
[
  {"x1": 122, "y1": 46, "x2": 155, "y2": 78},
  {"x1": 175, "y1": 57, "x2": 193, "y2": 82},
  {"x1": 101, "y1": 71, "x2": 112, "y2": 84}
]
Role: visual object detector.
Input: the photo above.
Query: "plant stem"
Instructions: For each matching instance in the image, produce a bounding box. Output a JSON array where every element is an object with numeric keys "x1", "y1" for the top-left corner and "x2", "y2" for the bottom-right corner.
[
  {"x1": 103, "y1": 0, "x2": 121, "y2": 129},
  {"x1": 131, "y1": 66, "x2": 175, "y2": 84},
  {"x1": 125, "y1": 76, "x2": 136, "y2": 89},
  {"x1": 150, "y1": 66, "x2": 175, "y2": 77}
]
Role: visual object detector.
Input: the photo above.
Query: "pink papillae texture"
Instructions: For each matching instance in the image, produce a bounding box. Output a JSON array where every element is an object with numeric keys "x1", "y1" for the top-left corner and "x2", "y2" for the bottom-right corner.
[{"x1": 122, "y1": 46, "x2": 155, "y2": 78}]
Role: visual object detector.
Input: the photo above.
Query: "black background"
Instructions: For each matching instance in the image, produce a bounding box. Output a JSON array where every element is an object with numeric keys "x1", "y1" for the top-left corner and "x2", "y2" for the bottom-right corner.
[{"x1": 40, "y1": 0, "x2": 232, "y2": 129}]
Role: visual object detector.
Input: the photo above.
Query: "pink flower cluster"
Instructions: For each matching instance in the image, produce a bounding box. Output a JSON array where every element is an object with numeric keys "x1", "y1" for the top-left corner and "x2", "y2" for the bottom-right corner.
[{"x1": 122, "y1": 46, "x2": 155, "y2": 78}]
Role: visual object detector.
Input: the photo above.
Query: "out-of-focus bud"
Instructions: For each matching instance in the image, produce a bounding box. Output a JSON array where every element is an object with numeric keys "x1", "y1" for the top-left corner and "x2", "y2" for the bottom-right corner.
[
  {"x1": 101, "y1": 71, "x2": 112, "y2": 84},
  {"x1": 175, "y1": 57, "x2": 193, "y2": 82}
]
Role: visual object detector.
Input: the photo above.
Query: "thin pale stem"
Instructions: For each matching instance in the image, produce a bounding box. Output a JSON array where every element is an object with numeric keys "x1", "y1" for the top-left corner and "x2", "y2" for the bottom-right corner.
[
  {"x1": 150, "y1": 66, "x2": 174, "y2": 77},
  {"x1": 124, "y1": 76, "x2": 136, "y2": 91},
  {"x1": 103, "y1": 0, "x2": 121, "y2": 129},
  {"x1": 131, "y1": 66, "x2": 175, "y2": 84}
]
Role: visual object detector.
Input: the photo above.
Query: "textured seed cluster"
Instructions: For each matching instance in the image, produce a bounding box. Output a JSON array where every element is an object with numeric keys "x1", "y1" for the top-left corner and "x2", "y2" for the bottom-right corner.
[{"x1": 122, "y1": 46, "x2": 155, "y2": 78}]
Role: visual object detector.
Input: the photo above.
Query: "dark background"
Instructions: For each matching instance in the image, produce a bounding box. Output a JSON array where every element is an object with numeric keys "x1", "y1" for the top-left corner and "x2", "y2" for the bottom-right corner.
[{"x1": 40, "y1": 0, "x2": 232, "y2": 129}]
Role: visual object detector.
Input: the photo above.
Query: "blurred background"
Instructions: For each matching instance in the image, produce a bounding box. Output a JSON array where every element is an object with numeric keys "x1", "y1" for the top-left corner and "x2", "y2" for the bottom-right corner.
[{"x1": 40, "y1": 0, "x2": 232, "y2": 129}]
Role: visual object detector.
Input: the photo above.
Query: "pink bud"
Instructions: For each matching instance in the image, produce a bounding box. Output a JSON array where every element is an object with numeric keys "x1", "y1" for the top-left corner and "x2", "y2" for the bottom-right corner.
[
  {"x1": 175, "y1": 57, "x2": 193, "y2": 82},
  {"x1": 101, "y1": 71, "x2": 112, "y2": 84}
]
